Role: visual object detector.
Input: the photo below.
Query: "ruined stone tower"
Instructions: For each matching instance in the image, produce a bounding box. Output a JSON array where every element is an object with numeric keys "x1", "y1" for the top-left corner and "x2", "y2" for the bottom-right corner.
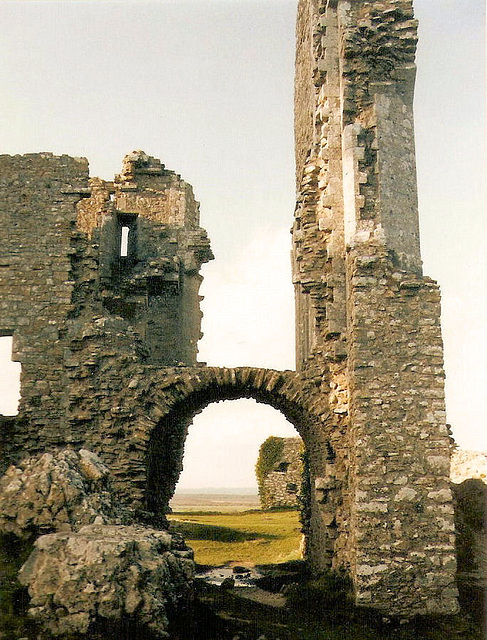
[
  {"x1": 0, "y1": 0, "x2": 459, "y2": 620},
  {"x1": 256, "y1": 436, "x2": 304, "y2": 510},
  {"x1": 77, "y1": 150, "x2": 213, "y2": 366},
  {"x1": 292, "y1": 0, "x2": 458, "y2": 615}
]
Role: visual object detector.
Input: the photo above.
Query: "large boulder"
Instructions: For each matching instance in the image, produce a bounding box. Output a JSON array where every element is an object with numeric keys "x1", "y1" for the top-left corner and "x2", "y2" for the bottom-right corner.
[
  {"x1": 0, "y1": 449, "x2": 130, "y2": 538},
  {"x1": 18, "y1": 524, "x2": 194, "y2": 638}
]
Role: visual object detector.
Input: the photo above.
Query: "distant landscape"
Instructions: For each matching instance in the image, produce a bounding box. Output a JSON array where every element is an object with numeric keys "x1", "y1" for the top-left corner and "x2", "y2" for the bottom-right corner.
[{"x1": 170, "y1": 488, "x2": 260, "y2": 512}]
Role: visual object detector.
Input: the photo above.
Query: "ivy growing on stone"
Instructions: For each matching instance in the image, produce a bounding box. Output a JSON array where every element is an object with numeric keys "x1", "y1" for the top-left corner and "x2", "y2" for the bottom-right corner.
[{"x1": 255, "y1": 436, "x2": 285, "y2": 502}]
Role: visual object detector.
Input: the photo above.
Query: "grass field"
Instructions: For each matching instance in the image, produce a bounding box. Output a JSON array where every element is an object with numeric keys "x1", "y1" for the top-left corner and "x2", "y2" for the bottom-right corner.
[
  {"x1": 167, "y1": 508, "x2": 484, "y2": 640},
  {"x1": 168, "y1": 509, "x2": 302, "y2": 566}
]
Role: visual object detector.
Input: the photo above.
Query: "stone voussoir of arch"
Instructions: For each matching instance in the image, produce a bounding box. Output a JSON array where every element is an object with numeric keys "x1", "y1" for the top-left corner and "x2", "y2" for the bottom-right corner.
[{"x1": 142, "y1": 365, "x2": 314, "y2": 426}]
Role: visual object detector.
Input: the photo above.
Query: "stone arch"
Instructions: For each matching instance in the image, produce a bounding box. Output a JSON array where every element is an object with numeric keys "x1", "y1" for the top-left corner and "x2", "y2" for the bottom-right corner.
[
  {"x1": 144, "y1": 366, "x2": 316, "y2": 514},
  {"x1": 136, "y1": 365, "x2": 342, "y2": 571}
]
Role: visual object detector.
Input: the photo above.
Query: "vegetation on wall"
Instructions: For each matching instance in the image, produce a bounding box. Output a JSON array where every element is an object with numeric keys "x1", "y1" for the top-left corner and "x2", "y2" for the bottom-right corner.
[
  {"x1": 298, "y1": 449, "x2": 311, "y2": 543},
  {"x1": 255, "y1": 436, "x2": 285, "y2": 501}
]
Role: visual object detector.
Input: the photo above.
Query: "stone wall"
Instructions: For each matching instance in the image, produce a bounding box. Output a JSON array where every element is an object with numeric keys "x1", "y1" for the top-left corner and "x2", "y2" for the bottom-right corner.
[
  {"x1": 75, "y1": 150, "x2": 212, "y2": 366},
  {"x1": 0, "y1": 153, "x2": 90, "y2": 460},
  {"x1": 0, "y1": 151, "x2": 213, "y2": 472},
  {"x1": 257, "y1": 437, "x2": 304, "y2": 509},
  {"x1": 346, "y1": 242, "x2": 456, "y2": 612}
]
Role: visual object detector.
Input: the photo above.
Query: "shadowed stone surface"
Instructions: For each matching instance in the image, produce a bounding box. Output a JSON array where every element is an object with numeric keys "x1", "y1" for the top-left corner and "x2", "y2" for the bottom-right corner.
[
  {"x1": 0, "y1": 449, "x2": 130, "y2": 539},
  {"x1": 18, "y1": 524, "x2": 194, "y2": 638},
  {"x1": 452, "y1": 480, "x2": 487, "y2": 588}
]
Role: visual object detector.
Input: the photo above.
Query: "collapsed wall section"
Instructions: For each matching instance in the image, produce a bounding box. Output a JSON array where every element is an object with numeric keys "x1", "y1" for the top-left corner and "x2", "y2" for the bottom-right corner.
[{"x1": 76, "y1": 151, "x2": 212, "y2": 366}]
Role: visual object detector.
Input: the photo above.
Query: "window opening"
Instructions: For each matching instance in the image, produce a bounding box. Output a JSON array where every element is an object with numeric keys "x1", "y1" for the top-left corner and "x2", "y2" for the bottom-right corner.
[
  {"x1": 117, "y1": 213, "x2": 138, "y2": 271},
  {"x1": 120, "y1": 226, "x2": 130, "y2": 257},
  {"x1": 0, "y1": 336, "x2": 21, "y2": 415}
]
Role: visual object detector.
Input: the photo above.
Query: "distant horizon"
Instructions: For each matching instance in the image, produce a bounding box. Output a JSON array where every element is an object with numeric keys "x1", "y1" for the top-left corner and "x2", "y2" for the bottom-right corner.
[{"x1": 173, "y1": 486, "x2": 258, "y2": 495}]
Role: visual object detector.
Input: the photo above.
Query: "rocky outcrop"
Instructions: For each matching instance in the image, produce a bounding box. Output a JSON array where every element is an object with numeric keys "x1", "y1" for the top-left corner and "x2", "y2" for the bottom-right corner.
[
  {"x1": 0, "y1": 449, "x2": 131, "y2": 539},
  {"x1": 18, "y1": 524, "x2": 194, "y2": 638},
  {"x1": 451, "y1": 450, "x2": 487, "y2": 484},
  {"x1": 0, "y1": 449, "x2": 196, "y2": 638},
  {"x1": 0, "y1": 449, "x2": 129, "y2": 538}
]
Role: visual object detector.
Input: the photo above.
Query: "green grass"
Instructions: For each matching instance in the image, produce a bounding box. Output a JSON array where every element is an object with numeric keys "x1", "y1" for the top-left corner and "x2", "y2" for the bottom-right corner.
[{"x1": 168, "y1": 509, "x2": 302, "y2": 566}]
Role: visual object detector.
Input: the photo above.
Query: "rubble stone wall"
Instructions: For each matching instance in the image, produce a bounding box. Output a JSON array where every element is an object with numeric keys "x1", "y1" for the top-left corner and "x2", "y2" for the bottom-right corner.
[
  {"x1": 257, "y1": 437, "x2": 304, "y2": 509},
  {"x1": 0, "y1": 153, "x2": 90, "y2": 459},
  {"x1": 292, "y1": 0, "x2": 458, "y2": 617},
  {"x1": 0, "y1": 151, "x2": 213, "y2": 471},
  {"x1": 346, "y1": 242, "x2": 456, "y2": 613}
]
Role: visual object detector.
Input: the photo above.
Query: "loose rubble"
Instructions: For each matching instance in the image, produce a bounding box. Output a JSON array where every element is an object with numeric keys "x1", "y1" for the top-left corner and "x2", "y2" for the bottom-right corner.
[{"x1": 0, "y1": 448, "x2": 195, "y2": 638}]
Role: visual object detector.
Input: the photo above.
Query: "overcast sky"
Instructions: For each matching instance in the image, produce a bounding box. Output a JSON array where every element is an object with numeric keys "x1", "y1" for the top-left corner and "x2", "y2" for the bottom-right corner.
[{"x1": 0, "y1": 0, "x2": 485, "y2": 489}]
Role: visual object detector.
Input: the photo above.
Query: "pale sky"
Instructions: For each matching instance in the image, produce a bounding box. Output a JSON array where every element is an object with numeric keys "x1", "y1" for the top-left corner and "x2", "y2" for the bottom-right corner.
[{"x1": 0, "y1": 0, "x2": 485, "y2": 489}]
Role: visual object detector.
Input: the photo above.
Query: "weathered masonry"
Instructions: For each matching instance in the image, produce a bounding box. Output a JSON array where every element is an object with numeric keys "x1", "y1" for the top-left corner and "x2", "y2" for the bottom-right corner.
[
  {"x1": 292, "y1": 0, "x2": 457, "y2": 614},
  {"x1": 256, "y1": 437, "x2": 304, "y2": 510},
  {"x1": 0, "y1": 0, "x2": 458, "y2": 619}
]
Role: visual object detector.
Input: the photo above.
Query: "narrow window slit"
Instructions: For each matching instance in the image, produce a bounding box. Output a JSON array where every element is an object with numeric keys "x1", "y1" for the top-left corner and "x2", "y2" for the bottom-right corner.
[{"x1": 120, "y1": 226, "x2": 130, "y2": 257}]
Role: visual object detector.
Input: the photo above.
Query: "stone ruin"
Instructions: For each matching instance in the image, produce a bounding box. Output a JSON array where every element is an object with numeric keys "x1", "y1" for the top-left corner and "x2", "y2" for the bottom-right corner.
[
  {"x1": 0, "y1": 0, "x2": 461, "y2": 623},
  {"x1": 256, "y1": 437, "x2": 304, "y2": 510}
]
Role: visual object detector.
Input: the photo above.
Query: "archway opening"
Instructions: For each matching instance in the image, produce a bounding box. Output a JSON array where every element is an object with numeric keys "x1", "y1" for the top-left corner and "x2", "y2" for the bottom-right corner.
[{"x1": 165, "y1": 398, "x2": 305, "y2": 573}]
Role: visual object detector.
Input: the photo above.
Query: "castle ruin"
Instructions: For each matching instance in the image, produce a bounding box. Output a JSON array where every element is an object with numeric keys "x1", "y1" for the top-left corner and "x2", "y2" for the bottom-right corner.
[
  {"x1": 256, "y1": 436, "x2": 304, "y2": 510},
  {"x1": 0, "y1": 0, "x2": 459, "y2": 618}
]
